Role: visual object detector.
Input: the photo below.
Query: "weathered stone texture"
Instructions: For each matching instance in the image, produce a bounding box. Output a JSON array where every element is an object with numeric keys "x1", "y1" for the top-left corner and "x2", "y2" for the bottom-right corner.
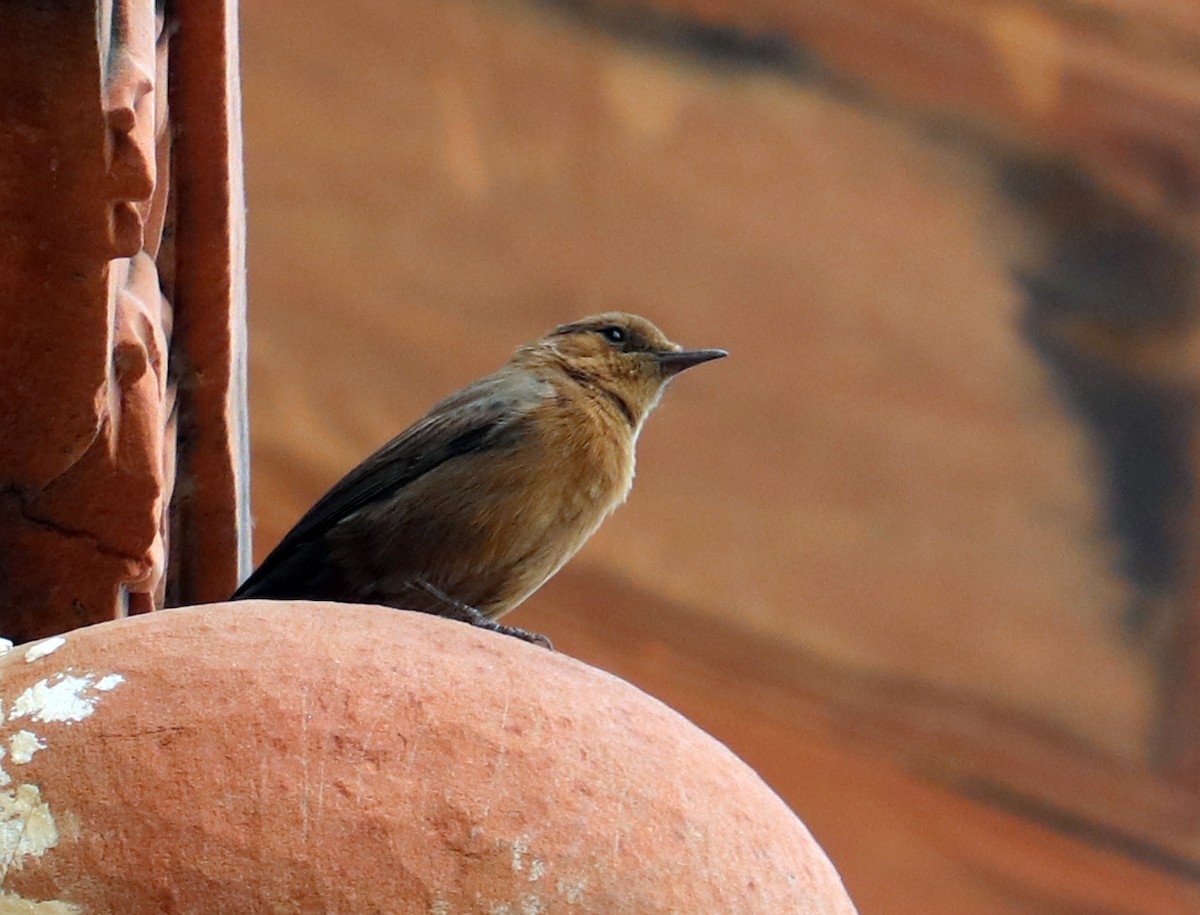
[
  {"x1": 0, "y1": 4, "x2": 168, "y2": 640},
  {"x1": 0, "y1": 3, "x2": 114, "y2": 488},
  {"x1": 0, "y1": 602, "x2": 858, "y2": 914},
  {"x1": 0, "y1": 1, "x2": 247, "y2": 639}
]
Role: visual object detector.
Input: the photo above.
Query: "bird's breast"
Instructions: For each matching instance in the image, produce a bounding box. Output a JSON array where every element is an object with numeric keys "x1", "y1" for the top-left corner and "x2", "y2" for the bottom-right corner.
[
  {"x1": 524, "y1": 389, "x2": 633, "y2": 521},
  {"x1": 422, "y1": 397, "x2": 632, "y2": 615}
]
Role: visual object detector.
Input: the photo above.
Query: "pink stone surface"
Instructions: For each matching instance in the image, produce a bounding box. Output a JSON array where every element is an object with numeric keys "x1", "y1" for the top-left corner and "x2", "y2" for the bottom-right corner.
[
  {"x1": 0, "y1": 5, "x2": 113, "y2": 486},
  {"x1": 0, "y1": 601, "x2": 856, "y2": 913},
  {"x1": 0, "y1": 4, "x2": 170, "y2": 639},
  {"x1": 0, "y1": 1, "x2": 248, "y2": 638}
]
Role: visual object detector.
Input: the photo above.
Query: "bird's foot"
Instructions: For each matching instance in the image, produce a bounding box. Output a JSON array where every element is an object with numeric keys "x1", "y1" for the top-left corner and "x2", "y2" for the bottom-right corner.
[
  {"x1": 411, "y1": 578, "x2": 553, "y2": 650},
  {"x1": 475, "y1": 619, "x2": 554, "y2": 650}
]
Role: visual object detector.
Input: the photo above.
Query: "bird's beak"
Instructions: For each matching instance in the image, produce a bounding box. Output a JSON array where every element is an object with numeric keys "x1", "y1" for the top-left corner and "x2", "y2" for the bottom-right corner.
[{"x1": 655, "y1": 348, "x2": 728, "y2": 376}]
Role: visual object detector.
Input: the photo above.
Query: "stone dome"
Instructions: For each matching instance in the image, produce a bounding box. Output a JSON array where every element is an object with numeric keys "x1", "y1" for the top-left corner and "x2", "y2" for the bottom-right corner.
[{"x1": 0, "y1": 601, "x2": 856, "y2": 913}]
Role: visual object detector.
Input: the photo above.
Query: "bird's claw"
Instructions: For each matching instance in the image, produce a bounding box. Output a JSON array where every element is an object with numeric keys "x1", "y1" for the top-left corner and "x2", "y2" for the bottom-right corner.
[
  {"x1": 478, "y1": 619, "x2": 554, "y2": 650},
  {"x1": 411, "y1": 579, "x2": 553, "y2": 649}
]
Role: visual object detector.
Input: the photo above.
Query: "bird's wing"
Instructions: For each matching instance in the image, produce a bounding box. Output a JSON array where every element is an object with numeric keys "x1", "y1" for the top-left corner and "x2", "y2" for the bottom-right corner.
[{"x1": 233, "y1": 368, "x2": 548, "y2": 598}]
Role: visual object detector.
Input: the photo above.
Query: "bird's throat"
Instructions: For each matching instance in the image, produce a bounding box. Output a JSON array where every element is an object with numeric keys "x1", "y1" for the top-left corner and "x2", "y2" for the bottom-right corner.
[{"x1": 559, "y1": 363, "x2": 639, "y2": 429}]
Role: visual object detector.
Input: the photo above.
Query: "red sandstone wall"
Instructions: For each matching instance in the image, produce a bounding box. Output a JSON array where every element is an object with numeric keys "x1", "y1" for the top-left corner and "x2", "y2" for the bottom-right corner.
[{"x1": 241, "y1": 2, "x2": 1200, "y2": 911}]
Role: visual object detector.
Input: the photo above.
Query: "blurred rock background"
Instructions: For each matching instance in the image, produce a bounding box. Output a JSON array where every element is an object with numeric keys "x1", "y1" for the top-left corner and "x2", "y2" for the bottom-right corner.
[{"x1": 240, "y1": 1, "x2": 1200, "y2": 911}]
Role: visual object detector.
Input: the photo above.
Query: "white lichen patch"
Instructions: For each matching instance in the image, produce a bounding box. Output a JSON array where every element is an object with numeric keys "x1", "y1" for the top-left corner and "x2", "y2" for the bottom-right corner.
[
  {"x1": 519, "y1": 896, "x2": 545, "y2": 915},
  {"x1": 511, "y1": 835, "x2": 529, "y2": 873},
  {"x1": 0, "y1": 891, "x2": 82, "y2": 914},
  {"x1": 8, "y1": 732, "x2": 44, "y2": 766},
  {"x1": 22, "y1": 639, "x2": 65, "y2": 665},
  {"x1": 93, "y1": 674, "x2": 123, "y2": 693},
  {"x1": 557, "y1": 877, "x2": 587, "y2": 904},
  {"x1": 0, "y1": 666, "x2": 122, "y2": 912},
  {"x1": 10, "y1": 672, "x2": 124, "y2": 725},
  {"x1": 0, "y1": 784, "x2": 58, "y2": 867},
  {"x1": 508, "y1": 835, "x2": 546, "y2": 883},
  {"x1": 489, "y1": 898, "x2": 545, "y2": 915},
  {"x1": 0, "y1": 640, "x2": 14, "y2": 657}
]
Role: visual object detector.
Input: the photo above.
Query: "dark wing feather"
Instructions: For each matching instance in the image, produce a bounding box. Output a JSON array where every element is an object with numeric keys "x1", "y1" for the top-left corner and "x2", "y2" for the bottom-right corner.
[{"x1": 233, "y1": 368, "x2": 546, "y2": 598}]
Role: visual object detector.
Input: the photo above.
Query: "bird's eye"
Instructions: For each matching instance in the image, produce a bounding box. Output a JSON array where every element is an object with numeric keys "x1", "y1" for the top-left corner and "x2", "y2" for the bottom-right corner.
[{"x1": 599, "y1": 326, "x2": 626, "y2": 345}]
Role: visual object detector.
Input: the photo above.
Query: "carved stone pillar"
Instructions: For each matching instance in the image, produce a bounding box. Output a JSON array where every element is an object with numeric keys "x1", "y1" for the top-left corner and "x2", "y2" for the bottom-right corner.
[{"x1": 0, "y1": 0, "x2": 249, "y2": 641}]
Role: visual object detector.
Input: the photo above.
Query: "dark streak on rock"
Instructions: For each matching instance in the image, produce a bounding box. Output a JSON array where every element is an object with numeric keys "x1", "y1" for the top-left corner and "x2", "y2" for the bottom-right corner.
[
  {"x1": 536, "y1": 0, "x2": 826, "y2": 79},
  {"x1": 1004, "y1": 161, "x2": 1198, "y2": 637}
]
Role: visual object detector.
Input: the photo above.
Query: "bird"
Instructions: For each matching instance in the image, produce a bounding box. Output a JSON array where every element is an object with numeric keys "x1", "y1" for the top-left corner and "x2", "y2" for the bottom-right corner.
[{"x1": 231, "y1": 312, "x2": 726, "y2": 647}]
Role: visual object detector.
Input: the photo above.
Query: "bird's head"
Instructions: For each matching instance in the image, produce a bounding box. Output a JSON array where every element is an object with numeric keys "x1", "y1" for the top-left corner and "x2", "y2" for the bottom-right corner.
[{"x1": 522, "y1": 312, "x2": 727, "y2": 426}]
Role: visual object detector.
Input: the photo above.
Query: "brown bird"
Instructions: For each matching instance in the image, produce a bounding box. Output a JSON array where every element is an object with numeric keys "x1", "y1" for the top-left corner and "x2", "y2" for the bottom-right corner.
[{"x1": 231, "y1": 313, "x2": 726, "y2": 646}]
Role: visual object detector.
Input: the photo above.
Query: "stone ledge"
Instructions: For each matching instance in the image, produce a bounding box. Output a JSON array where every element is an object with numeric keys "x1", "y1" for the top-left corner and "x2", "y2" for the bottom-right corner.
[{"x1": 0, "y1": 600, "x2": 857, "y2": 914}]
